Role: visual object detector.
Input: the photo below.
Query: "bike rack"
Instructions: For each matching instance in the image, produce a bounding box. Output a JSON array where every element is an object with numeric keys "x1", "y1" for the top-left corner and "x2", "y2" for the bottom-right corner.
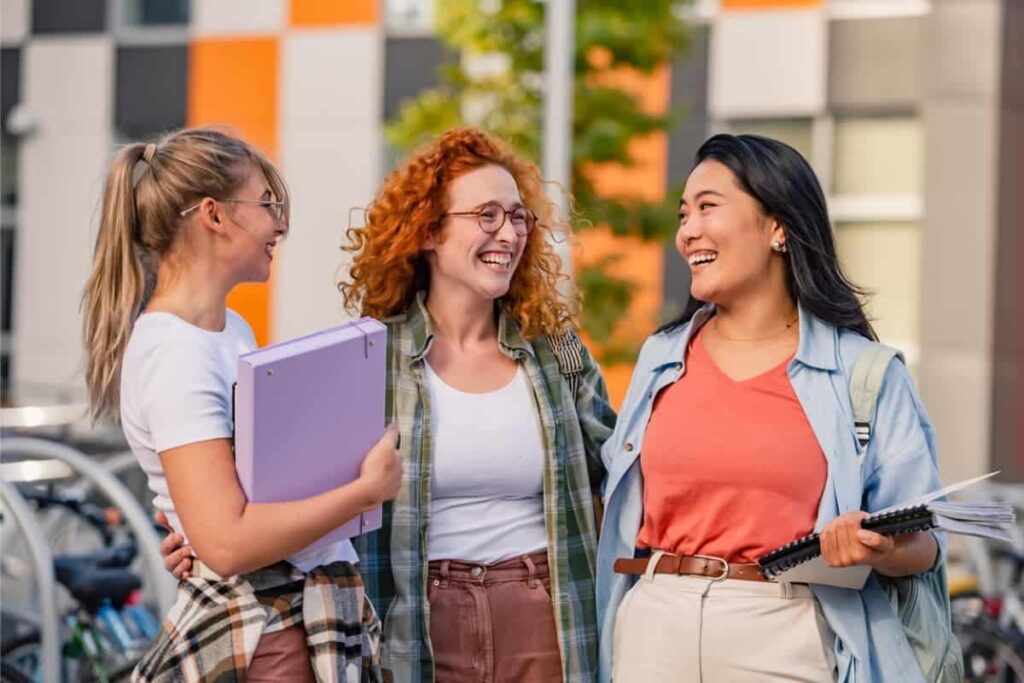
[
  {"x1": 2, "y1": 438, "x2": 176, "y2": 614},
  {"x1": 0, "y1": 481, "x2": 61, "y2": 683}
]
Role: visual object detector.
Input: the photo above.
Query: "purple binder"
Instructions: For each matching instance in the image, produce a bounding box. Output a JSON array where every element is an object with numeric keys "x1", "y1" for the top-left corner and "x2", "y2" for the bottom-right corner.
[{"x1": 234, "y1": 317, "x2": 386, "y2": 553}]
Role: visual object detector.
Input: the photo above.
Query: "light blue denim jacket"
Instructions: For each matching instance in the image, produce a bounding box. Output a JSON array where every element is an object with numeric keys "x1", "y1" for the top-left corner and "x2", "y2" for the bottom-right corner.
[{"x1": 596, "y1": 304, "x2": 946, "y2": 683}]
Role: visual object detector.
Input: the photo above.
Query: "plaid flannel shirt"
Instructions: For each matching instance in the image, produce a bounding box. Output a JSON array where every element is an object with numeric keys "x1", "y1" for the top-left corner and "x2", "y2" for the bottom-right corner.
[
  {"x1": 133, "y1": 560, "x2": 381, "y2": 682},
  {"x1": 353, "y1": 292, "x2": 616, "y2": 682}
]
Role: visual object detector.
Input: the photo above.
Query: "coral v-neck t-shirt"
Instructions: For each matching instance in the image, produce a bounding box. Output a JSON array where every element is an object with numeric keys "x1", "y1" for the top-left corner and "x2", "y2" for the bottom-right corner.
[{"x1": 637, "y1": 328, "x2": 828, "y2": 564}]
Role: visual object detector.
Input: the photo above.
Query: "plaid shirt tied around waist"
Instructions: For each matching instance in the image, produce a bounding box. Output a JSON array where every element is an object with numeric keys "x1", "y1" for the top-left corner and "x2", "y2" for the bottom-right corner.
[{"x1": 133, "y1": 560, "x2": 382, "y2": 682}]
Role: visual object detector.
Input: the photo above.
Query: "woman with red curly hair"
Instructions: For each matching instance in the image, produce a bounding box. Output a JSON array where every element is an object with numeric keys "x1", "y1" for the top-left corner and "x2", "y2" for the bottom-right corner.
[{"x1": 341, "y1": 126, "x2": 616, "y2": 682}]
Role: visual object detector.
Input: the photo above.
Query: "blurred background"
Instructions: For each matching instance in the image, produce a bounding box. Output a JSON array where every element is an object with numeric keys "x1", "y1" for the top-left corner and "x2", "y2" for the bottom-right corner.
[{"x1": 1, "y1": 0, "x2": 1022, "y2": 679}]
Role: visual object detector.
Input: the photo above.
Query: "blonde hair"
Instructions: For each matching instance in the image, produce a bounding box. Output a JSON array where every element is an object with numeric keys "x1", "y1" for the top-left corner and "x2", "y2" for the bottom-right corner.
[
  {"x1": 82, "y1": 127, "x2": 288, "y2": 420},
  {"x1": 340, "y1": 126, "x2": 577, "y2": 339}
]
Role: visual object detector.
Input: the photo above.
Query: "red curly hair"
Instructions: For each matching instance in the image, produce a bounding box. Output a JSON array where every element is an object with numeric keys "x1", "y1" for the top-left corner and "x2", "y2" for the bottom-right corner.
[{"x1": 340, "y1": 126, "x2": 577, "y2": 339}]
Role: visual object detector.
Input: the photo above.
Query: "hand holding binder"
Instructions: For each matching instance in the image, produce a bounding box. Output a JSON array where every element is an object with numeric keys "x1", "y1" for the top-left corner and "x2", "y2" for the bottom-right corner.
[{"x1": 759, "y1": 472, "x2": 1017, "y2": 588}]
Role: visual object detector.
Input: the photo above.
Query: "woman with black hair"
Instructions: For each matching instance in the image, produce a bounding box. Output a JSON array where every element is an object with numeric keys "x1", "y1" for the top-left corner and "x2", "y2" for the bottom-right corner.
[{"x1": 595, "y1": 134, "x2": 960, "y2": 681}]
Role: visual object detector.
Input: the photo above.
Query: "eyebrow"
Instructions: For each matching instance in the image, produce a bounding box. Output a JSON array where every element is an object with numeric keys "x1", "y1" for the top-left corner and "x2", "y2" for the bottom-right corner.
[
  {"x1": 474, "y1": 200, "x2": 525, "y2": 210},
  {"x1": 679, "y1": 189, "x2": 726, "y2": 207}
]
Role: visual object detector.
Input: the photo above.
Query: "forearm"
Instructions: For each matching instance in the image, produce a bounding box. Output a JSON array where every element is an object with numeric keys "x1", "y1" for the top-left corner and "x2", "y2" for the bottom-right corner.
[
  {"x1": 872, "y1": 531, "x2": 938, "y2": 577},
  {"x1": 190, "y1": 478, "x2": 377, "y2": 576}
]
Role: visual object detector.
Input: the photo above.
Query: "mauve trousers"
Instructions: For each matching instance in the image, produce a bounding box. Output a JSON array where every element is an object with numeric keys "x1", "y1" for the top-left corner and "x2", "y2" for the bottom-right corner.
[{"x1": 427, "y1": 551, "x2": 563, "y2": 682}]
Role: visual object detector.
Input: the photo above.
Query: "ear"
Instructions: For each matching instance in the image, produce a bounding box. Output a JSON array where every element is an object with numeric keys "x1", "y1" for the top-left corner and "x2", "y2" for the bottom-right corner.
[
  {"x1": 422, "y1": 231, "x2": 437, "y2": 252},
  {"x1": 768, "y1": 217, "x2": 787, "y2": 247},
  {"x1": 195, "y1": 197, "x2": 230, "y2": 237}
]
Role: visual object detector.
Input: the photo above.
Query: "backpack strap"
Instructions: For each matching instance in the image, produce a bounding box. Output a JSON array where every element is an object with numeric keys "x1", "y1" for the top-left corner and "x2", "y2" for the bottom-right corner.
[
  {"x1": 546, "y1": 329, "x2": 584, "y2": 398},
  {"x1": 849, "y1": 343, "x2": 902, "y2": 449}
]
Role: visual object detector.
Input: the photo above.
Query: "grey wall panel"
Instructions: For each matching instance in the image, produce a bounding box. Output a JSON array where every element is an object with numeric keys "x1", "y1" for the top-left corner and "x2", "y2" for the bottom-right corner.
[
  {"x1": 829, "y1": 17, "x2": 922, "y2": 113},
  {"x1": 115, "y1": 45, "x2": 187, "y2": 141},
  {"x1": 383, "y1": 36, "x2": 445, "y2": 121},
  {"x1": 666, "y1": 27, "x2": 708, "y2": 188},
  {"x1": 31, "y1": 0, "x2": 106, "y2": 34},
  {"x1": 663, "y1": 28, "x2": 707, "y2": 320},
  {"x1": 1, "y1": 47, "x2": 20, "y2": 123}
]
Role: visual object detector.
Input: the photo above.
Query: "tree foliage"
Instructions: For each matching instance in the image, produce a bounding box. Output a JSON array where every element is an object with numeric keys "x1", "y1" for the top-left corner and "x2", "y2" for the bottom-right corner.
[{"x1": 387, "y1": 0, "x2": 689, "y2": 357}]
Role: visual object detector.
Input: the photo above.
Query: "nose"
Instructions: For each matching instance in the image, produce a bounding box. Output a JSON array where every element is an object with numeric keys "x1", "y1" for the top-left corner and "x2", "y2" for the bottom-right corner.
[
  {"x1": 676, "y1": 213, "x2": 701, "y2": 250},
  {"x1": 493, "y1": 211, "x2": 519, "y2": 244}
]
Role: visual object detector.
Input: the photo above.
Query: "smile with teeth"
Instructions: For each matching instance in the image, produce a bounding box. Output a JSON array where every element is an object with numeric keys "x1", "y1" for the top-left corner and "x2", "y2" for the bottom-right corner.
[
  {"x1": 479, "y1": 252, "x2": 512, "y2": 268},
  {"x1": 688, "y1": 251, "x2": 717, "y2": 267}
]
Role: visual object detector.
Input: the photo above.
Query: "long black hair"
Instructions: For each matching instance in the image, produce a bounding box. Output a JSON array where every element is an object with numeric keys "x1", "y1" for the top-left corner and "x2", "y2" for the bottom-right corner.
[{"x1": 659, "y1": 133, "x2": 876, "y2": 340}]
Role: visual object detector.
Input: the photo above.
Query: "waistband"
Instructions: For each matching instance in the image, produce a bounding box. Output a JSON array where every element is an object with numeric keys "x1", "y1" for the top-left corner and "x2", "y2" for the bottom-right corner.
[
  {"x1": 428, "y1": 550, "x2": 549, "y2": 586},
  {"x1": 614, "y1": 552, "x2": 768, "y2": 582}
]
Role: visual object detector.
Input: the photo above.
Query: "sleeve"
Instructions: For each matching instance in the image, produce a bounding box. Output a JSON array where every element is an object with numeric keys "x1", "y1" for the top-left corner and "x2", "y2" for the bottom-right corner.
[
  {"x1": 139, "y1": 342, "x2": 234, "y2": 453},
  {"x1": 574, "y1": 341, "x2": 618, "y2": 492},
  {"x1": 598, "y1": 335, "x2": 656, "y2": 478},
  {"x1": 861, "y1": 358, "x2": 947, "y2": 565}
]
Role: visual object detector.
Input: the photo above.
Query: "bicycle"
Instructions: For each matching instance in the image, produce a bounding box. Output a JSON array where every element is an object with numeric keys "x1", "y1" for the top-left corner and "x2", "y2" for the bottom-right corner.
[
  {"x1": 1, "y1": 486, "x2": 161, "y2": 682},
  {"x1": 949, "y1": 483, "x2": 1024, "y2": 682}
]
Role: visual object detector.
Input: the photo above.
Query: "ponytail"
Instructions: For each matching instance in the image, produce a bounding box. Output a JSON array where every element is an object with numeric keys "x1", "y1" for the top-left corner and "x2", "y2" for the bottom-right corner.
[{"x1": 82, "y1": 143, "x2": 148, "y2": 420}]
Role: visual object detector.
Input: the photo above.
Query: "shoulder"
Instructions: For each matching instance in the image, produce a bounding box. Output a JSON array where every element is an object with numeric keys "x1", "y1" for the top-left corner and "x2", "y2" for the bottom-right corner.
[{"x1": 225, "y1": 308, "x2": 257, "y2": 346}]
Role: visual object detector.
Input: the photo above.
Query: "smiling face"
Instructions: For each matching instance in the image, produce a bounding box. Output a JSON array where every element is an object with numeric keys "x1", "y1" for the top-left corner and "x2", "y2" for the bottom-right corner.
[
  {"x1": 424, "y1": 164, "x2": 528, "y2": 303},
  {"x1": 223, "y1": 164, "x2": 288, "y2": 283},
  {"x1": 675, "y1": 159, "x2": 786, "y2": 306}
]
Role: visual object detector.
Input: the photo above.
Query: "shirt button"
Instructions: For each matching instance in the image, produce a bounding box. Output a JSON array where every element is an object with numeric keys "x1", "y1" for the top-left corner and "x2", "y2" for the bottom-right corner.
[
  {"x1": 471, "y1": 566, "x2": 483, "y2": 577},
  {"x1": 625, "y1": 443, "x2": 634, "y2": 452},
  {"x1": 433, "y1": 579, "x2": 440, "y2": 586}
]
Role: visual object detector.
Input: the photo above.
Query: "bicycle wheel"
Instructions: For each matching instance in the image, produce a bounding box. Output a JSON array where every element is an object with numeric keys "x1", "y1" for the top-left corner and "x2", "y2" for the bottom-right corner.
[{"x1": 955, "y1": 614, "x2": 1024, "y2": 682}]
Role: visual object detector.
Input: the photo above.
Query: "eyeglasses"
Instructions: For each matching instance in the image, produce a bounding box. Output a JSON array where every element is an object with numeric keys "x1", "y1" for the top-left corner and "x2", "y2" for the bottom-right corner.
[
  {"x1": 445, "y1": 202, "x2": 536, "y2": 236},
  {"x1": 179, "y1": 198, "x2": 288, "y2": 223}
]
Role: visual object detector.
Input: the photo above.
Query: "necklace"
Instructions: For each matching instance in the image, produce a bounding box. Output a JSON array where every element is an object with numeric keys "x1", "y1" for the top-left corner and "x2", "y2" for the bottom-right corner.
[{"x1": 712, "y1": 315, "x2": 798, "y2": 342}]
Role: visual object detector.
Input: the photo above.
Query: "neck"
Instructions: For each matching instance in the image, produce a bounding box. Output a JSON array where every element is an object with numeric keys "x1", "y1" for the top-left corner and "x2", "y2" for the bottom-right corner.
[
  {"x1": 146, "y1": 256, "x2": 234, "y2": 332},
  {"x1": 714, "y1": 284, "x2": 797, "y2": 341},
  {"x1": 424, "y1": 283, "x2": 497, "y2": 350}
]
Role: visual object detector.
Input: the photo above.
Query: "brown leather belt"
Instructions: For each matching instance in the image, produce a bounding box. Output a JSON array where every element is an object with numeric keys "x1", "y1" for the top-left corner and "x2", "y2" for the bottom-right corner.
[{"x1": 613, "y1": 554, "x2": 769, "y2": 582}]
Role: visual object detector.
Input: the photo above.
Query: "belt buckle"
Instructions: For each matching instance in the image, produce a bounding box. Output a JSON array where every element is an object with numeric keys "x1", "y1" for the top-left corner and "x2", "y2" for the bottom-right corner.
[{"x1": 691, "y1": 554, "x2": 730, "y2": 582}]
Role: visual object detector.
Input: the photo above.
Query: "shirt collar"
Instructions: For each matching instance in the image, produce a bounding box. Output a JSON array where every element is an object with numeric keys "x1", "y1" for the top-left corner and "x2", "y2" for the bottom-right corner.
[
  {"x1": 405, "y1": 291, "x2": 534, "y2": 362},
  {"x1": 649, "y1": 301, "x2": 839, "y2": 373}
]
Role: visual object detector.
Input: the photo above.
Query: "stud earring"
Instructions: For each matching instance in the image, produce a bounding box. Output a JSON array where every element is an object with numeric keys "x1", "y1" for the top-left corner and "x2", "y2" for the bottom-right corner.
[{"x1": 771, "y1": 241, "x2": 788, "y2": 254}]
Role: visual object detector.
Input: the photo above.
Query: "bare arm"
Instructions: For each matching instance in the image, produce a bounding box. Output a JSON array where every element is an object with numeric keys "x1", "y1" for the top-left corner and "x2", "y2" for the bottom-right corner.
[{"x1": 161, "y1": 424, "x2": 401, "y2": 577}]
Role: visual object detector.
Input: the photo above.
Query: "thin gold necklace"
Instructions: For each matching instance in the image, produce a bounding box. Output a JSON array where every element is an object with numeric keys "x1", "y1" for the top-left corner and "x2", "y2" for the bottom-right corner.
[{"x1": 712, "y1": 315, "x2": 798, "y2": 342}]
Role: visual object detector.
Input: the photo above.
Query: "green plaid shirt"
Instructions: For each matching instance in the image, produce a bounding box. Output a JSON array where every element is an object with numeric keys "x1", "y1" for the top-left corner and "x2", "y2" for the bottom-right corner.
[{"x1": 353, "y1": 292, "x2": 616, "y2": 682}]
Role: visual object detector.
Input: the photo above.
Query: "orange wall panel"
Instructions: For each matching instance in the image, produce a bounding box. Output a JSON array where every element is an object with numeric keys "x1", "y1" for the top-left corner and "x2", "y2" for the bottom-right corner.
[
  {"x1": 577, "y1": 63, "x2": 670, "y2": 406},
  {"x1": 290, "y1": 0, "x2": 377, "y2": 26},
  {"x1": 188, "y1": 37, "x2": 279, "y2": 346}
]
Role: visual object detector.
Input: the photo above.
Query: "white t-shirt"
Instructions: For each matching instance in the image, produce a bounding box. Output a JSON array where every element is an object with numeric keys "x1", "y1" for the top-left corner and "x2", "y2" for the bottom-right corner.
[
  {"x1": 424, "y1": 361, "x2": 548, "y2": 564},
  {"x1": 120, "y1": 310, "x2": 357, "y2": 572}
]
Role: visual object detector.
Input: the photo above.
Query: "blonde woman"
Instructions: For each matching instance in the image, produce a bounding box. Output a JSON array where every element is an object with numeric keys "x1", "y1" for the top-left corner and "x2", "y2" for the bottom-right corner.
[{"x1": 82, "y1": 127, "x2": 401, "y2": 682}]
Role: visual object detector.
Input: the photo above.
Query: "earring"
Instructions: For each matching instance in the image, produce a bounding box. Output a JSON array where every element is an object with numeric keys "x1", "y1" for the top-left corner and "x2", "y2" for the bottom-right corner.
[{"x1": 771, "y1": 241, "x2": 788, "y2": 254}]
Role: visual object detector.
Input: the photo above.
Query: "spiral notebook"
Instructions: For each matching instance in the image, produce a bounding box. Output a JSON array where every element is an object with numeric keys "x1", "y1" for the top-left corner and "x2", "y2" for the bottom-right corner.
[{"x1": 759, "y1": 472, "x2": 1016, "y2": 588}]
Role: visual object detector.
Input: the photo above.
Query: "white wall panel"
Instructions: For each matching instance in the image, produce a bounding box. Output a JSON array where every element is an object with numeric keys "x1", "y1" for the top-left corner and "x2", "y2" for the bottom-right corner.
[
  {"x1": 192, "y1": 0, "x2": 285, "y2": 37},
  {"x1": 709, "y1": 8, "x2": 827, "y2": 118},
  {"x1": 15, "y1": 37, "x2": 112, "y2": 388},
  {"x1": 276, "y1": 29, "x2": 384, "y2": 340},
  {"x1": 0, "y1": 0, "x2": 29, "y2": 44}
]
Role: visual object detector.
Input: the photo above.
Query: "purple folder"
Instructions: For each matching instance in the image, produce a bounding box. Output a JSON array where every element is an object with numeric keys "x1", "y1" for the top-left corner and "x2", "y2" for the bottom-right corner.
[{"x1": 234, "y1": 317, "x2": 386, "y2": 553}]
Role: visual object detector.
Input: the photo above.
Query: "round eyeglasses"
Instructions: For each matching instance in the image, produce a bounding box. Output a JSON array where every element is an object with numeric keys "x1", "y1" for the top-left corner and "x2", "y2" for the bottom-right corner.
[{"x1": 444, "y1": 202, "x2": 536, "y2": 236}]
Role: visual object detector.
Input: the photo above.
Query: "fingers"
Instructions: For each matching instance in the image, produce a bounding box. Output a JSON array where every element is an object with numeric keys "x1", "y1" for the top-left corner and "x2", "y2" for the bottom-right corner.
[
  {"x1": 857, "y1": 529, "x2": 895, "y2": 554},
  {"x1": 385, "y1": 421, "x2": 400, "y2": 449}
]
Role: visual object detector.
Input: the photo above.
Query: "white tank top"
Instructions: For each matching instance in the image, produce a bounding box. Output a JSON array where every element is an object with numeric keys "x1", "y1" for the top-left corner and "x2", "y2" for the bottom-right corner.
[{"x1": 424, "y1": 361, "x2": 548, "y2": 564}]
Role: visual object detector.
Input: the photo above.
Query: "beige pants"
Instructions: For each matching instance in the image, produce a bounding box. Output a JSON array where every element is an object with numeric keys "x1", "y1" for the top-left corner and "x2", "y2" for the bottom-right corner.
[{"x1": 613, "y1": 552, "x2": 836, "y2": 682}]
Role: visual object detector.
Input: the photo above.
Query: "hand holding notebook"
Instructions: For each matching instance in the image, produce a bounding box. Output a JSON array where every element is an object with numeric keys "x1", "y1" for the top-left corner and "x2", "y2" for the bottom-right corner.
[{"x1": 759, "y1": 472, "x2": 1017, "y2": 588}]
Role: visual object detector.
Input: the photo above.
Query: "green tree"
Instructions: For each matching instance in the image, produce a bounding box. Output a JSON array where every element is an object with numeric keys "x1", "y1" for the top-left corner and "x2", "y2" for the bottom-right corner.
[{"x1": 387, "y1": 0, "x2": 689, "y2": 361}]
